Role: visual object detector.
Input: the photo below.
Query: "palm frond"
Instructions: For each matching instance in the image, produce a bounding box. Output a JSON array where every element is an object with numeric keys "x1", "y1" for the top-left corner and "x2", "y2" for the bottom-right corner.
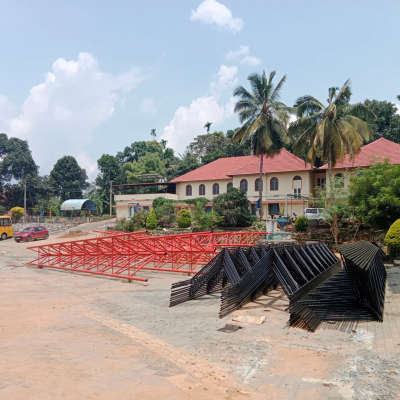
[
  {"x1": 270, "y1": 74, "x2": 287, "y2": 101},
  {"x1": 334, "y1": 79, "x2": 351, "y2": 105},
  {"x1": 294, "y1": 95, "x2": 324, "y2": 117}
]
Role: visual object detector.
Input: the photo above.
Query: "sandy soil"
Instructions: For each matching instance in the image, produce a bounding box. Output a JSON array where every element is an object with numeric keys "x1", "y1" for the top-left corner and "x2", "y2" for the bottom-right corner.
[{"x1": 0, "y1": 221, "x2": 399, "y2": 399}]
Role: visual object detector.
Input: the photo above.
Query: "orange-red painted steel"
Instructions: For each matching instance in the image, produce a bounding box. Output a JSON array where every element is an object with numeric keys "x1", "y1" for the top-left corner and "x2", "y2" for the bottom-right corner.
[{"x1": 28, "y1": 231, "x2": 267, "y2": 282}]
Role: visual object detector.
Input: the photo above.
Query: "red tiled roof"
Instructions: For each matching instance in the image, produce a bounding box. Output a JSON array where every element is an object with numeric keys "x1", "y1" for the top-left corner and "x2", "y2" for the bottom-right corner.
[
  {"x1": 320, "y1": 138, "x2": 400, "y2": 169},
  {"x1": 170, "y1": 149, "x2": 311, "y2": 183}
]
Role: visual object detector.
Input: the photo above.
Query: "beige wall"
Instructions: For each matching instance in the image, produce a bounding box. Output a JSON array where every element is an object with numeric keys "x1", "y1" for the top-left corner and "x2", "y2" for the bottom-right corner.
[
  {"x1": 176, "y1": 179, "x2": 232, "y2": 200},
  {"x1": 115, "y1": 193, "x2": 178, "y2": 220}
]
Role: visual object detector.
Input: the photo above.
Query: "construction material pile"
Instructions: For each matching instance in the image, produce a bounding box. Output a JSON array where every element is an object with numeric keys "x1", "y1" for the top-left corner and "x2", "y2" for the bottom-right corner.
[
  {"x1": 27, "y1": 230, "x2": 266, "y2": 282},
  {"x1": 170, "y1": 241, "x2": 386, "y2": 331}
]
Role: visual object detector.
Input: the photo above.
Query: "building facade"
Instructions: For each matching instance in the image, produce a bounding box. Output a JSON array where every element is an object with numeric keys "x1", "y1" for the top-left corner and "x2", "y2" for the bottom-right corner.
[{"x1": 114, "y1": 138, "x2": 400, "y2": 220}]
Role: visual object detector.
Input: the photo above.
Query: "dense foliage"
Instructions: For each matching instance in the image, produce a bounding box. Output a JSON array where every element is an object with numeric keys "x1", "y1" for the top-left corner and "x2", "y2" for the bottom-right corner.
[
  {"x1": 348, "y1": 162, "x2": 400, "y2": 229},
  {"x1": 50, "y1": 156, "x2": 88, "y2": 201},
  {"x1": 294, "y1": 216, "x2": 308, "y2": 232},
  {"x1": 10, "y1": 206, "x2": 24, "y2": 222},
  {"x1": 145, "y1": 208, "x2": 157, "y2": 229},
  {"x1": 177, "y1": 208, "x2": 191, "y2": 228},
  {"x1": 213, "y1": 188, "x2": 252, "y2": 227},
  {"x1": 384, "y1": 219, "x2": 400, "y2": 258}
]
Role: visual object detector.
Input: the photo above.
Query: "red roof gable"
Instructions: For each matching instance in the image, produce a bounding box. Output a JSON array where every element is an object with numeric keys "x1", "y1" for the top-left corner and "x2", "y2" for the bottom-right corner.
[
  {"x1": 170, "y1": 149, "x2": 311, "y2": 183},
  {"x1": 320, "y1": 138, "x2": 400, "y2": 169}
]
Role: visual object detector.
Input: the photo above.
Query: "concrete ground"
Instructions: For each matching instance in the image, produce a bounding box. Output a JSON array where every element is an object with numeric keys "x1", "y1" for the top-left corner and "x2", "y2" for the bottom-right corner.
[{"x1": 0, "y1": 222, "x2": 399, "y2": 399}]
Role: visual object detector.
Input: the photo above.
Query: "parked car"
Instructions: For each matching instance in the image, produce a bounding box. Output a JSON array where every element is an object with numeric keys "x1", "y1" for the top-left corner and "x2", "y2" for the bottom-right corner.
[
  {"x1": 14, "y1": 226, "x2": 49, "y2": 242},
  {"x1": 304, "y1": 208, "x2": 328, "y2": 221}
]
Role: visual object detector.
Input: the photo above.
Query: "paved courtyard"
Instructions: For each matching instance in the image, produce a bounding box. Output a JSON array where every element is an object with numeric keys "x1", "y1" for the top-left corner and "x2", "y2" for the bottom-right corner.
[{"x1": 0, "y1": 226, "x2": 399, "y2": 399}]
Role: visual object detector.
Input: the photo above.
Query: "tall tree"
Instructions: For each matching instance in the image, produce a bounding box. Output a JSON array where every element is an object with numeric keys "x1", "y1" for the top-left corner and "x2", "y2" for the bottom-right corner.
[
  {"x1": 232, "y1": 70, "x2": 290, "y2": 219},
  {"x1": 290, "y1": 80, "x2": 372, "y2": 187},
  {"x1": 349, "y1": 99, "x2": 400, "y2": 144},
  {"x1": 50, "y1": 156, "x2": 88, "y2": 201},
  {"x1": 95, "y1": 154, "x2": 123, "y2": 213}
]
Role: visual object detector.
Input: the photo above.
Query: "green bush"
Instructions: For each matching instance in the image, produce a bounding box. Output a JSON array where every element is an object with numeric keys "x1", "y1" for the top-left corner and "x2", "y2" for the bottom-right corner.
[
  {"x1": 177, "y1": 208, "x2": 191, "y2": 228},
  {"x1": 192, "y1": 203, "x2": 220, "y2": 230},
  {"x1": 384, "y1": 219, "x2": 400, "y2": 258},
  {"x1": 146, "y1": 208, "x2": 157, "y2": 230},
  {"x1": 295, "y1": 216, "x2": 309, "y2": 232},
  {"x1": 213, "y1": 188, "x2": 252, "y2": 227},
  {"x1": 10, "y1": 206, "x2": 24, "y2": 222},
  {"x1": 132, "y1": 209, "x2": 148, "y2": 230},
  {"x1": 152, "y1": 197, "x2": 175, "y2": 227}
]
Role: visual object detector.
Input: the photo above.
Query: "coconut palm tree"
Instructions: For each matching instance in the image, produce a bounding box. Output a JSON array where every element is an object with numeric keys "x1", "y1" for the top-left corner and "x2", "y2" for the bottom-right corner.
[
  {"x1": 290, "y1": 80, "x2": 372, "y2": 187},
  {"x1": 232, "y1": 70, "x2": 290, "y2": 220},
  {"x1": 204, "y1": 121, "x2": 212, "y2": 133}
]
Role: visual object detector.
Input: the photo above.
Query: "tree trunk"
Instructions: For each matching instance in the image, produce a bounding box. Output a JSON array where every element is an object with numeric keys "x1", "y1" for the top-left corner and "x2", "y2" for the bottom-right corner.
[{"x1": 259, "y1": 153, "x2": 264, "y2": 221}]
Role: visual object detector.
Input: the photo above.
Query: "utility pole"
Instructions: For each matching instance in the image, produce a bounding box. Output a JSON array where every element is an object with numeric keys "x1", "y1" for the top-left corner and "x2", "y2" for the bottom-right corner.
[
  {"x1": 109, "y1": 180, "x2": 113, "y2": 217},
  {"x1": 23, "y1": 178, "x2": 27, "y2": 224}
]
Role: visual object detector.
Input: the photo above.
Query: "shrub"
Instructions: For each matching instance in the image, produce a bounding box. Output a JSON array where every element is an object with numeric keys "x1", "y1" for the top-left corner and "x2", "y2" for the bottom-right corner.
[
  {"x1": 192, "y1": 203, "x2": 220, "y2": 230},
  {"x1": 10, "y1": 206, "x2": 24, "y2": 222},
  {"x1": 384, "y1": 219, "x2": 400, "y2": 258},
  {"x1": 213, "y1": 188, "x2": 252, "y2": 227},
  {"x1": 295, "y1": 216, "x2": 309, "y2": 232},
  {"x1": 152, "y1": 197, "x2": 175, "y2": 227},
  {"x1": 146, "y1": 208, "x2": 157, "y2": 230},
  {"x1": 177, "y1": 208, "x2": 191, "y2": 228},
  {"x1": 132, "y1": 209, "x2": 148, "y2": 230}
]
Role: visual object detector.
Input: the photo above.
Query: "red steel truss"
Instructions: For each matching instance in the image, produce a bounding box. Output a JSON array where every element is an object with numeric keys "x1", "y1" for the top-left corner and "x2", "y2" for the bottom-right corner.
[{"x1": 28, "y1": 231, "x2": 266, "y2": 282}]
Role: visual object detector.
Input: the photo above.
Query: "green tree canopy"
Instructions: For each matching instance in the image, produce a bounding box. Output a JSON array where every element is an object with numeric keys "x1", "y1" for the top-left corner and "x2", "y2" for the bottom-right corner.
[
  {"x1": 350, "y1": 99, "x2": 400, "y2": 143},
  {"x1": 214, "y1": 188, "x2": 252, "y2": 227},
  {"x1": 348, "y1": 162, "x2": 400, "y2": 229},
  {"x1": 50, "y1": 156, "x2": 88, "y2": 201}
]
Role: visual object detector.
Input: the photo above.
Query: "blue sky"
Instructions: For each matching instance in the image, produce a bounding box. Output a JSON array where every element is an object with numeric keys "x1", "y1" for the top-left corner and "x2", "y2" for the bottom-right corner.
[{"x1": 1, "y1": 0, "x2": 399, "y2": 179}]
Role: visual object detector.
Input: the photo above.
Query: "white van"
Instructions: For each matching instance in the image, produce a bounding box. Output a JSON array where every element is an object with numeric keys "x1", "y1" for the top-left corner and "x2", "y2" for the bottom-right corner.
[{"x1": 304, "y1": 208, "x2": 327, "y2": 221}]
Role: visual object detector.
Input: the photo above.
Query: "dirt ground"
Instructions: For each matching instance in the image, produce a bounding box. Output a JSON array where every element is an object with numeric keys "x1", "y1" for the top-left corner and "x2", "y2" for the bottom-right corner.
[{"x1": 1, "y1": 221, "x2": 399, "y2": 400}]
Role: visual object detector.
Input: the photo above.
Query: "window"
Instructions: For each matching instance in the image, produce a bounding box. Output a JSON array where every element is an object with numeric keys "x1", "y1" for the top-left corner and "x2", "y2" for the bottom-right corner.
[
  {"x1": 0, "y1": 218, "x2": 11, "y2": 226},
  {"x1": 270, "y1": 177, "x2": 279, "y2": 191},
  {"x1": 255, "y1": 178, "x2": 263, "y2": 191},
  {"x1": 227, "y1": 182, "x2": 233, "y2": 191},
  {"x1": 186, "y1": 185, "x2": 192, "y2": 196},
  {"x1": 335, "y1": 173, "x2": 344, "y2": 187},
  {"x1": 212, "y1": 183, "x2": 219, "y2": 195},
  {"x1": 268, "y1": 203, "x2": 280, "y2": 216},
  {"x1": 240, "y1": 179, "x2": 248, "y2": 193},
  {"x1": 317, "y1": 177, "x2": 326, "y2": 188},
  {"x1": 199, "y1": 184, "x2": 206, "y2": 196}
]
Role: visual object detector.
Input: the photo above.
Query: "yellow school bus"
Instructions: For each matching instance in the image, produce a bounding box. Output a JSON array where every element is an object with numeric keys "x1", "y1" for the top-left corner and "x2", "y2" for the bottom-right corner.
[{"x1": 0, "y1": 216, "x2": 13, "y2": 240}]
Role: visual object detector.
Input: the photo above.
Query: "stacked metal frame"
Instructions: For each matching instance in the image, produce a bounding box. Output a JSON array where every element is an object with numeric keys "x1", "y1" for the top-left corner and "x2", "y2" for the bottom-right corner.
[
  {"x1": 28, "y1": 231, "x2": 266, "y2": 282},
  {"x1": 170, "y1": 247, "x2": 259, "y2": 307},
  {"x1": 289, "y1": 241, "x2": 386, "y2": 331}
]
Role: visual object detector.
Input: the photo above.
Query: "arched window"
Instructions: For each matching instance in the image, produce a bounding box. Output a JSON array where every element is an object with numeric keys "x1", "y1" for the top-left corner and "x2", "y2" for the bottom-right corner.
[
  {"x1": 227, "y1": 182, "x2": 233, "y2": 191},
  {"x1": 293, "y1": 176, "x2": 302, "y2": 197},
  {"x1": 212, "y1": 183, "x2": 219, "y2": 195},
  {"x1": 186, "y1": 185, "x2": 192, "y2": 196},
  {"x1": 255, "y1": 178, "x2": 263, "y2": 191},
  {"x1": 199, "y1": 184, "x2": 206, "y2": 196},
  {"x1": 270, "y1": 177, "x2": 279, "y2": 191},
  {"x1": 240, "y1": 179, "x2": 248, "y2": 193},
  {"x1": 335, "y1": 173, "x2": 344, "y2": 187}
]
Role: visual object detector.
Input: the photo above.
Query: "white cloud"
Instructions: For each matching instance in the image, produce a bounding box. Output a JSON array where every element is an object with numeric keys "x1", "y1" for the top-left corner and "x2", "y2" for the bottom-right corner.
[
  {"x1": 140, "y1": 98, "x2": 157, "y2": 115},
  {"x1": 210, "y1": 65, "x2": 238, "y2": 93},
  {"x1": 161, "y1": 64, "x2": 237, "y2": 153},
  {"x1": 241, "y1": 55, "x2": 261, "y2": 66},
  {"x1": 76, "y1": 152, "x2": 98, "y2": 181},
  {"x1": 395, "y1": 103, "x2": 400, "y2": 115},
  {"x1": 0, "y1": 52, "x2": 145, "y2": 177},
  {"x1": 190, "y1": 0, "x2": 243, "y2": 33},
  {"x1": 161, "y1": 96, "x2": 234, "y2": 153},
  {"x1": 226, "y1": 45, "x2": 261, "y2": 66}
]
